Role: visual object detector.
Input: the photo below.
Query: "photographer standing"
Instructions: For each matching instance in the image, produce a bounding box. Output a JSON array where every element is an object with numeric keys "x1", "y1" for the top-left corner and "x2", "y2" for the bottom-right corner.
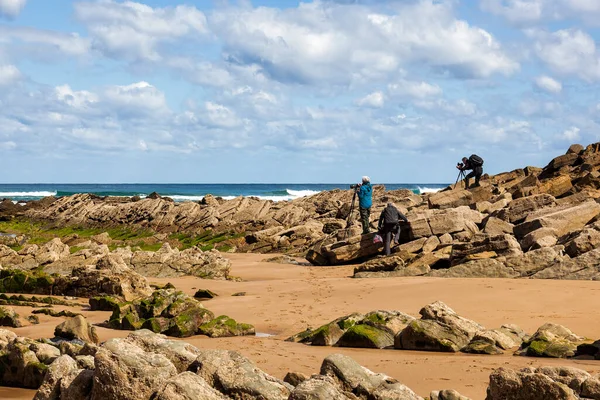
[
  {"x1": 457, "y1": 155, "x2": 484, "y2": 189},
  {"x1": 357, "y1": 176, "x2": 372, "y2": 234},
  {"x1": 378, "y1": 202, "x2": 408, "y2": 256}
]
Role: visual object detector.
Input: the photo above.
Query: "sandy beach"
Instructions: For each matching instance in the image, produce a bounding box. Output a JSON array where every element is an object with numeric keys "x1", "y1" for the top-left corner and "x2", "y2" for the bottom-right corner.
[{"x1": 3, "y1": 253, "x2": 600, "y2": 399}]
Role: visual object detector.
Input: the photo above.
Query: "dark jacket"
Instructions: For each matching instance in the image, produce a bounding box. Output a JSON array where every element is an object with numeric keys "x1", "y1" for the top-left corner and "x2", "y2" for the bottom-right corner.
[
  {"x1": 378, "y1": 204, "x2": 408, "y2": 230},
  {"x1": 358, "y1": 183, "x2": 372, "y2": 209},
  {"x1": 460, "y1": 160, "x2": 474, "y2": 171}
]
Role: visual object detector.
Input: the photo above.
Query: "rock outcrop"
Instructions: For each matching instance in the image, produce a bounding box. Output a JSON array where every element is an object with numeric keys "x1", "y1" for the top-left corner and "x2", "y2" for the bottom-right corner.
[{"x1": 486, "y1": 366, "x2": 600, "y2": 400}]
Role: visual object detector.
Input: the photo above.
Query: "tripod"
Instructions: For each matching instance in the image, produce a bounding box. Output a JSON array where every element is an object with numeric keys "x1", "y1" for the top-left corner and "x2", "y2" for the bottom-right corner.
[
  {"x1": 454, "y1": 169, "x2": 467, "y2": 190},
  {"x1": 346, "y1": 188, "x2": 358, "y2": 229}
]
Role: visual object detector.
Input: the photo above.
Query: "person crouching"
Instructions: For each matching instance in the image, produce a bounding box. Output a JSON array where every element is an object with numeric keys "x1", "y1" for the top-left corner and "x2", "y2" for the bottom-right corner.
[{"x1": 378, "y1": 202, "x2": 408, "y2": 256}]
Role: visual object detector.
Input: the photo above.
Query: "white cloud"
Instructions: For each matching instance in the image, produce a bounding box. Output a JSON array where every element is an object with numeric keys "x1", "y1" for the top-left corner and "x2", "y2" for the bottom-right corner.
[
  {"x1": 480, "y1": 0, "x2": 600, "y2": 25},
  {"x1": 532, "y1": 29, "x2": 600, "y2": 81},
  {"x1": 0, "y1": 0, "x2": 26, "y2": 19},
  {"x1": 103, "y1": 82, "x2": 168, "y2": 115},
  {"x1": 0, "y1": 26, "x2": 91, "y2": 57},
  {"x1": 55, "y1": 85, "x2": 99, "y2": 108},
  {"x1": 167, "y1": 58, "x2": 233, "y2": 87},
  {"x1": 388, "y1": 79, "x2": 442, "y2": 98},
  {"x1": 0, "y1": 64, "x2": 21, "y2": 85},
  {"x1": 75, "y1": 0, "x2": 208, "y2": 61},
  {"x1": 480, "y1": 0, "x2": 546, "y2": 24},
  {"x1": 357, "y1": 91, "x2": 385, "y2": 108},
  {"x1": 534, "y1": 75, "x2": 562, "y2": 93},
  {"x1": 210, "y1": 0, "x2": 518, "y2": 84},
  {"x1": 414, "y1": 99, "x2": 478, "y2": 116},
  {"x1": 200, "y1": 101, "x2": 243, "y2": 129},
  {"x1": 560, "y1": 126, "x2": 581, "y2": 141}
]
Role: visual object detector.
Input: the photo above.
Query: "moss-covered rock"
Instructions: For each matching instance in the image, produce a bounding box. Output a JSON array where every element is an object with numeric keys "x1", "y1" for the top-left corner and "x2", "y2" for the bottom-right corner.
[
  {"x1": 0, "y1": 306, "x2": 21, "y2": 328},
  {"x1": 165, "y1": 307, "x2": 214, "y2": 338},
  {"x1": 336, "y1": 324, "x2": 394, "y2": 349},
  {"x1": 462, "y1": 340, "x2": 503, "y2": 355},
  {"x1": 89, "y1": 295, "x2": 121, "y2": 312},
  {"x1": 141, "y1": 317, "x2": 170, "y2": 333},
  {"x1": 288, "y1": 310, "x2": 414, "y2": 348},
  {"x1": 395, "y1": 320, "x2": 470, "y2": 352},
  {"x1": 104, "y1": 288, "x2": 253, "y2": 338},
  {"x1": 518, "y1": 323, "x2": 583, "y2": 358},
  {"x1": 0, "y1": 269, "x2": 55, "y2": 295},
  {"x1": 198, "y1": 315, "x2": 255, "y2": 338}
]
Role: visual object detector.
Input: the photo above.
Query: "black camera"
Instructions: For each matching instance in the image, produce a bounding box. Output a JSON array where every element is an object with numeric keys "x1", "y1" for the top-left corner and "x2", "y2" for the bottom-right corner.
[
  {"x1": 457, "y1": 162, "x2": 464, "y2": 168},
  {"x1": 350, "y1": 183, "x2": 361, "y2": 189}
]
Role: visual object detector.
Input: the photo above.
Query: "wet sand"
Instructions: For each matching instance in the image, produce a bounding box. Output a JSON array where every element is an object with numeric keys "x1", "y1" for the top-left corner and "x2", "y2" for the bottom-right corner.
[{"x1": 3, "y1": 253, "x2": 600, "y2": 399}]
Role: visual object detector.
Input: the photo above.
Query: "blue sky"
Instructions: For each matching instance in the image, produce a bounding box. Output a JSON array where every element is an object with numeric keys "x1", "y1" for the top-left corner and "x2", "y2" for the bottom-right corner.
[{"x1": 1, "y1": 0, "x2": 600, "y2": 183}]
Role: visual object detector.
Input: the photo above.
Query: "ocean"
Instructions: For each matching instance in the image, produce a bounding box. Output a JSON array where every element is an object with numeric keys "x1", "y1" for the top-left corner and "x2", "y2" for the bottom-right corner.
[{"x1": 0, "y1": 183, "x2": 448, "y2": 202}]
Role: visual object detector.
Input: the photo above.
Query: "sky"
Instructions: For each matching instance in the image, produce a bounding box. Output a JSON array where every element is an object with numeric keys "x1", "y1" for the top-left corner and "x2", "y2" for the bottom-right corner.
[{"x1": 1, "y1": 0, "x2": 600, "y2": 184}]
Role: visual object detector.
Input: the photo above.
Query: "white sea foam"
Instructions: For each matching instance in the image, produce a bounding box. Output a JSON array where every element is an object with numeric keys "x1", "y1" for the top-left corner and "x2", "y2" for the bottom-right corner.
[
  {"x1": 165, "y1": 189, "x2": 321, "y2": 203},
  {"x1": 0, "y1": 191, "x2": 57, "y2": 197},
  {"x1": 167, "y1": 195, "x2": 206, "y2": 202},
  {"x1": 417, "y1": 187, "x2": 443, "y2": 194},
  {"x1": 286, "y1": 189, "x2": 320, "y2": 198}
]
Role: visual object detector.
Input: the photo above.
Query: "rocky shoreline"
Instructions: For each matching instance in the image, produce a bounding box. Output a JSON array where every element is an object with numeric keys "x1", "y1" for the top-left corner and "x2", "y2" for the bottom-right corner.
[{"x1": 0, "y1": 143, "x2": 600, "y2": 399}]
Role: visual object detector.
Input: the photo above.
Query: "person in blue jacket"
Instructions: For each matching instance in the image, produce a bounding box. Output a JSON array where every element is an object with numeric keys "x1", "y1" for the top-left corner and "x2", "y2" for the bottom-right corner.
[{"x1": 357, "y1": 176, "x2": 373, "y2": 234}]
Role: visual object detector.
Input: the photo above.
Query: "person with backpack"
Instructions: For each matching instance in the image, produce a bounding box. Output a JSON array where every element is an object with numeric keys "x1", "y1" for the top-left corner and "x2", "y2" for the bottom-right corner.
[
  {"x1": 356, "y1": 176, "x2": 373, "y2": 234},
  {"x1": 377, "y1": 202, "x2": 409, "y2": 256},
  {"x1": 457, "y1": 154, "x2": 484, "y2": 189}
]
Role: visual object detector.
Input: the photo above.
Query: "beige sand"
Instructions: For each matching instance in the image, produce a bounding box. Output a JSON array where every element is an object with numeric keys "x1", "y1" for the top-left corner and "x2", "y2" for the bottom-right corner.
[{"x1": 3, "y1": 253, "x2": 600, "y2": 399}]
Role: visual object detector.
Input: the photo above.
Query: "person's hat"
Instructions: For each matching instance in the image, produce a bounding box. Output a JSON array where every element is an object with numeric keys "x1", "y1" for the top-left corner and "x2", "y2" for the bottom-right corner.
[{"x1": 362, "y1": 176, "x2": 370, "y2": 183}]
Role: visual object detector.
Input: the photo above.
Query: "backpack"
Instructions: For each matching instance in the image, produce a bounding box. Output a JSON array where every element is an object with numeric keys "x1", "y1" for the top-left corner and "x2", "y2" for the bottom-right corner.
[{"x1": 469, "y1": 154, "x2": 484, "y2": 166}]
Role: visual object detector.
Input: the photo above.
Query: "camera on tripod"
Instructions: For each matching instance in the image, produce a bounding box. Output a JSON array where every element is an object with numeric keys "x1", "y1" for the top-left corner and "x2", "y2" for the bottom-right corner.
[
  {"x1": 350, "y1": 183, "x2": 361, "y2": 189},
  {"x1": 456, "y1": 162, "x2": 464, "y2": 169}
]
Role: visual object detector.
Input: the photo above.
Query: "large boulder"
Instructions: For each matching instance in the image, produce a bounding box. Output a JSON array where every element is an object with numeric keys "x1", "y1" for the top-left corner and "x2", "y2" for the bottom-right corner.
[
  {"x1": 0, "y1": 336, "x2": 58, "y2": 389},
  {"x1": 532, "y1": 248, "x2": 600, "y2": 280},
  {"x1": 91, "y1": 338, "x2": 178, "y2": 400},
  {"x1": 486, "y1": 367, "x2": 578, "y2": 400},
  {"x1": 564, "y1": 227, "x2": 600, "y2": 257},
  {"x1": 0, "y1": 306, "x2": 21, "y2": 328},
  {"x1": 450, "y1": 234, "x2": 522, "y2": 265},
  {"x1": 33, "y1": 355, "x2": 78, "y2": 400},
  {"x1": 317, "y1": 233, "x2": 384, "y2": 265},
  {"x1": 427, "y1": 207, "x2": 484, "y2": 236},
  {"x1": 108, "y1": 289, "x2": 217, "y2": 338},
  {"x1": 520, "y1": 228, "x2": 558, "y2": 250},
  {"x1": 396, "y1": 301, "x2": 483, "y2": 352},
  {"x1": 124, "y1": 330, "x2": 203, "y2": 373},
  {"x1": 464, "y1": 325, "x2": 527, "y2": 355},
  {"x1": 428, "y1": 190, "x2": 473, "y2": 209},
  {"x1": 335, "y1": 311, "x2": 415, "y2": 349},
  {"x1": 320, "y1": 354, "x2": 422, "y2": 399},
  {"x1": 514, "y1": 201, "x2": 600, "y2": 239},
  {"x1": 538, "y1": 175, "x2": 573, "y2": 198},
  {"x1": 288, "y1": 375, "x2": 351, "y2": 400},
  {"x1": 191, "y1": 349, "x2": 292, "y2": 399},
  {"x1": 197, "y1": 315, "x2": 255, "y2": 338},
  {"x1": 288, "y1": 311, "x2": 413, "y2": 349},
  {"x1": 152, "y1": 371, "x2": 228, "y2": 400},
  {"x1": 483, "y1": 217, "x2": 514, "y2": 236},
  {"x1": 494, "y1": 194, "x2": 556, "y2": 224},
  {"x1": 54, "y1": 316, "x2": 99, "y2": 344},
  {"x1": 518, "y1": 323, "x2": 584, "y2": 358},
  {"x1": 503, "y1": 246, "x2": 568, "y2": 277}
]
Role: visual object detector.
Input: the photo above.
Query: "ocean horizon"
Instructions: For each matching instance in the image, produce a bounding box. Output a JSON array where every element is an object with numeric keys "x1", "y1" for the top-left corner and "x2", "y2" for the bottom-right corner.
[{"x1": 0, "y1": 183, "x2": 449, "y2": 202}]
